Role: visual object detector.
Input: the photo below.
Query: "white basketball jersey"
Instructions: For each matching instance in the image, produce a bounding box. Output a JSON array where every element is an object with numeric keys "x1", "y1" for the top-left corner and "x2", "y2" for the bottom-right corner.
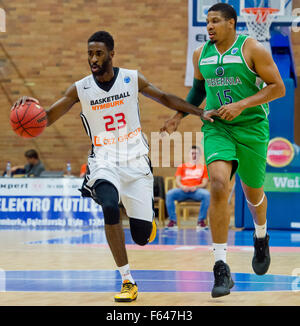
[{"x1": 75, "y1": 68, "x2": 149, "y2": 162}]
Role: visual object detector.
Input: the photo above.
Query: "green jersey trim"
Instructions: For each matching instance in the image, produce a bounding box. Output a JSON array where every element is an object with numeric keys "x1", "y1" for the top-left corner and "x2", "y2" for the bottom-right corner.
[
  {"x1": 214, "y1": 36, "x2": 240, "y2": 65},
  {"x1": 240, "y1": 36, "x2": 257, "y2": 76}
]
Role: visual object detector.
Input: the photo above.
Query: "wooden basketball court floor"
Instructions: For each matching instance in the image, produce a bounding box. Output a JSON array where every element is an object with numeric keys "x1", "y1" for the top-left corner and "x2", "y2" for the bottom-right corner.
[{"x1": 0, "y1": 224, "x2": 299, "y2": 306}]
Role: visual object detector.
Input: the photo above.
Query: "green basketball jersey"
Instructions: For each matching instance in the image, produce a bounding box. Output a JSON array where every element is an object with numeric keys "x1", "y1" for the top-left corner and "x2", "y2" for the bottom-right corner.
[{"x1": 199, "y1": 34, "x2": 269, "y2": 125}]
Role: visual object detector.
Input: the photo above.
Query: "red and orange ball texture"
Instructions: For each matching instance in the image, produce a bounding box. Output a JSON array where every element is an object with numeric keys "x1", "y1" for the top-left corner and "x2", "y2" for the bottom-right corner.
[{"x1": 10, "y1": 100, "x2": 47, "y2": 138}]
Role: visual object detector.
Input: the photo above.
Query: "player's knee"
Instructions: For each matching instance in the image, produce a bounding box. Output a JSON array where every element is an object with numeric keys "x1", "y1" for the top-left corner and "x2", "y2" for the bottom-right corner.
[
  {"x1": 129, "y1": 218, "x2": 152, "y2": 246},
  {"x1": 93, "y1": 181, "x2": 120, "y2": 225},
  {"x1": 210, "y1": 177, "x2": 228, "y2": 199},
  {"x1": 246, "y1": 192, "x2": 266, "y2": 208}
]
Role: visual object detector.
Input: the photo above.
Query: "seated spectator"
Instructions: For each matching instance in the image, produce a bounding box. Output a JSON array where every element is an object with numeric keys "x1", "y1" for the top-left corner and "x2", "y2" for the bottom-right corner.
[
  {"x1": 166, "y1": 145, "x2": 210, "y2": 230},
  {"x1": 10, "y1": 149, "x2": 45, "y2": 177}
]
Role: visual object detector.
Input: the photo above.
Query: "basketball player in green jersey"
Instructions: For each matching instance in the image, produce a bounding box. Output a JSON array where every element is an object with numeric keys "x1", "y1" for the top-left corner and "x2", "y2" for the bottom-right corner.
[{"x1": 161, "y1": 3, "x2": 286, "y2": 298}]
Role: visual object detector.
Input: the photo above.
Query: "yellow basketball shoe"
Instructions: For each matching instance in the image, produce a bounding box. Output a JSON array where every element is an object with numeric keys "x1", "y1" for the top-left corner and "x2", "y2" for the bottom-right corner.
[
  {"x1": 149, "y1": 219, "x2": 157, "y2": 243},
  {"x1": 114, "y1": 280, "x2": 138, "y2": 302}
]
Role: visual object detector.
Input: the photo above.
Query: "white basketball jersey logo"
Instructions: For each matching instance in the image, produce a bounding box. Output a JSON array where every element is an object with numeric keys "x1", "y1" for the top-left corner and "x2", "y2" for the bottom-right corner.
[{"x1": 75, "y1": 68, "x2": 149, "y2": 162}]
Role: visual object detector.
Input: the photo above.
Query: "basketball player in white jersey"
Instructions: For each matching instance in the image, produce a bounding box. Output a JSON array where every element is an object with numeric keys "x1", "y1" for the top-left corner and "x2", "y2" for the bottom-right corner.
[{"x1": 12, "y1": 31, "x2": 217, "y2": 302}]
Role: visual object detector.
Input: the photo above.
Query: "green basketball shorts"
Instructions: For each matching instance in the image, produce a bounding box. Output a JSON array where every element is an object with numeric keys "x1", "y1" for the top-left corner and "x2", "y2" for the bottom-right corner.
[{"x1": 201, "y1": 118, "x2": 270, "y2": 188}]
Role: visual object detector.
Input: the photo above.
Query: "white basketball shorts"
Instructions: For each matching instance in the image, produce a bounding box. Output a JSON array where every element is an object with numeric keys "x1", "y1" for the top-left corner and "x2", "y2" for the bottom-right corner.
[{"x1": 85, "y1": 155, "x2": 154, "y2": 222}]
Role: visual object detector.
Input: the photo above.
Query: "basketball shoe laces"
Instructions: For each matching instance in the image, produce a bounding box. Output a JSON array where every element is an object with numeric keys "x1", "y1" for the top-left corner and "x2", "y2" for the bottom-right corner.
[
  {"x1": 121, "y1": 282, "x2": 135, "y2": 294},
  {"x1": 254, "y1": 237, "x2": 268, "y2": 262},
  {"x1": 214, "y1": 263, "x2": 228, "y2": 286}
]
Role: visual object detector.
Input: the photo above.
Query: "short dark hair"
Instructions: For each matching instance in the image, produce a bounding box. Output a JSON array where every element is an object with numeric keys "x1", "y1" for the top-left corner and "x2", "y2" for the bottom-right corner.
[
  {"x1": 87, "y1": 31, "x2": 114, "y2": 51},
  {"x1": 191, "y1": 145, "x2": 201, "y2": 152},
  {"x1": 25, "y1": 149, "x2": 39, "y2": 159},
  {"x1": 208, "y1": 3, "x2": 237, "y2": 29}
]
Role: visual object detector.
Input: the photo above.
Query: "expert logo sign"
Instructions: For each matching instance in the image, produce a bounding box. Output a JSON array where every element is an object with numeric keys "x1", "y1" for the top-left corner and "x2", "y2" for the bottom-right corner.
[{"x1": 0, "y1": 8, "x2": 5, "y2": 32}]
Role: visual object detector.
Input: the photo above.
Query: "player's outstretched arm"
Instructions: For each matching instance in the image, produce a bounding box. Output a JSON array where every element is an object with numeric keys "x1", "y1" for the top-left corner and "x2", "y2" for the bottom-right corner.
[
  {"x1": 45, "y1": 84, "x2": 79, "y2": 126},
  {"x1": 138, "y1": 72, "x2": 203, "y2": 117},
  {"x1": 11, "y1": 84, "x2": 79, "y2": 127},
  {"x1": 159, "y1": 46, "x2": 218, "y2": 134}
]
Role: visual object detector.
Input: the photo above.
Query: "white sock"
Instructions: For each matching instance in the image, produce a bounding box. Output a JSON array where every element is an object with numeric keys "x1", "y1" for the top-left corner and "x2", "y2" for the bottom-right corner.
[
  {"x1": 254, "y1": 221, "x2": 267, "y2": 238},
  {"x1": 118, "y1": 264, "x2": 135, "y2": 284},
  {"x1": 213, "y1": 243, "x2": 227, "y2": 263}
]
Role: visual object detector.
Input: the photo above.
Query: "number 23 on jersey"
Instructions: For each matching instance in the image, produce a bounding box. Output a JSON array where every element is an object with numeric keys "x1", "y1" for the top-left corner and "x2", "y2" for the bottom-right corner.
[{"x1": 103, "y1": 113, "x2": 127, "y2": 131}]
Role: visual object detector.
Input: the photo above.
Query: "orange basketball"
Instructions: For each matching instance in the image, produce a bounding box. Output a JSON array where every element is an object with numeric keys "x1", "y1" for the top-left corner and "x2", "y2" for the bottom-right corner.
[{"x1": 10, "y1": 101, "x2": 47, "y2": 138}]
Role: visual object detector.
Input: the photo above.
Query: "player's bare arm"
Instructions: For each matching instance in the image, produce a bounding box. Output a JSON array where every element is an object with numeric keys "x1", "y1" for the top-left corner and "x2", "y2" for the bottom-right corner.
[
  {"x1": 160, "y1": 46, "x2": 218, "y2": 134},
  {"x1": 192, "y1": 46, "x2": 205, "y2": 81},
  {"x1": 138, "y1": 72, "x2": 202, "y2": 117},
  {"x1": 11, "y1": 84, "x2": 80, "y2": 127},
  {"x1": 218, "y1": 38, "x2": 286, "y2": 121},
  {"x1": 45, "y1": 84, "x2": 79, "y2": 126}
]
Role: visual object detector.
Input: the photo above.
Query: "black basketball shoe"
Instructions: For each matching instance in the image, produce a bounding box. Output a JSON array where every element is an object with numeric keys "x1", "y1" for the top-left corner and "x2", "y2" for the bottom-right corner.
[
  {"x1": 211, "y1": 260, "x2": 234, "y2": 298},
  {"x1": 252, "y1": 233, "x2": 271, "y2": 275}
]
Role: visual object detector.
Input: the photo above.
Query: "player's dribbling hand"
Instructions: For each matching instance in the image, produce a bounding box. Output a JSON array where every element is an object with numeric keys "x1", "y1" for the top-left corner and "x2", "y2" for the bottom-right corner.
[
  {"x1": 218, "y1": 103, "x2": 243, "y2": 121},
  {"x1": 11, "y1": 96, "x2": 39, "y2": 110}
]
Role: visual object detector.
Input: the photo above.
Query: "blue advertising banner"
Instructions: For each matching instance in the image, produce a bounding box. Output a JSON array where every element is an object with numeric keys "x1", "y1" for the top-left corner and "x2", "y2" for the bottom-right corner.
[{"x1": 0, "y1": 178, "x2": 104, "y2": 227}]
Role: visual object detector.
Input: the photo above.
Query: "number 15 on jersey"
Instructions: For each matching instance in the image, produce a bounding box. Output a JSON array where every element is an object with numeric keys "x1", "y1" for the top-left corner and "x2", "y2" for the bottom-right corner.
[{"x1": 216, "y1": 89, "x2": 233, "y2": 106}]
